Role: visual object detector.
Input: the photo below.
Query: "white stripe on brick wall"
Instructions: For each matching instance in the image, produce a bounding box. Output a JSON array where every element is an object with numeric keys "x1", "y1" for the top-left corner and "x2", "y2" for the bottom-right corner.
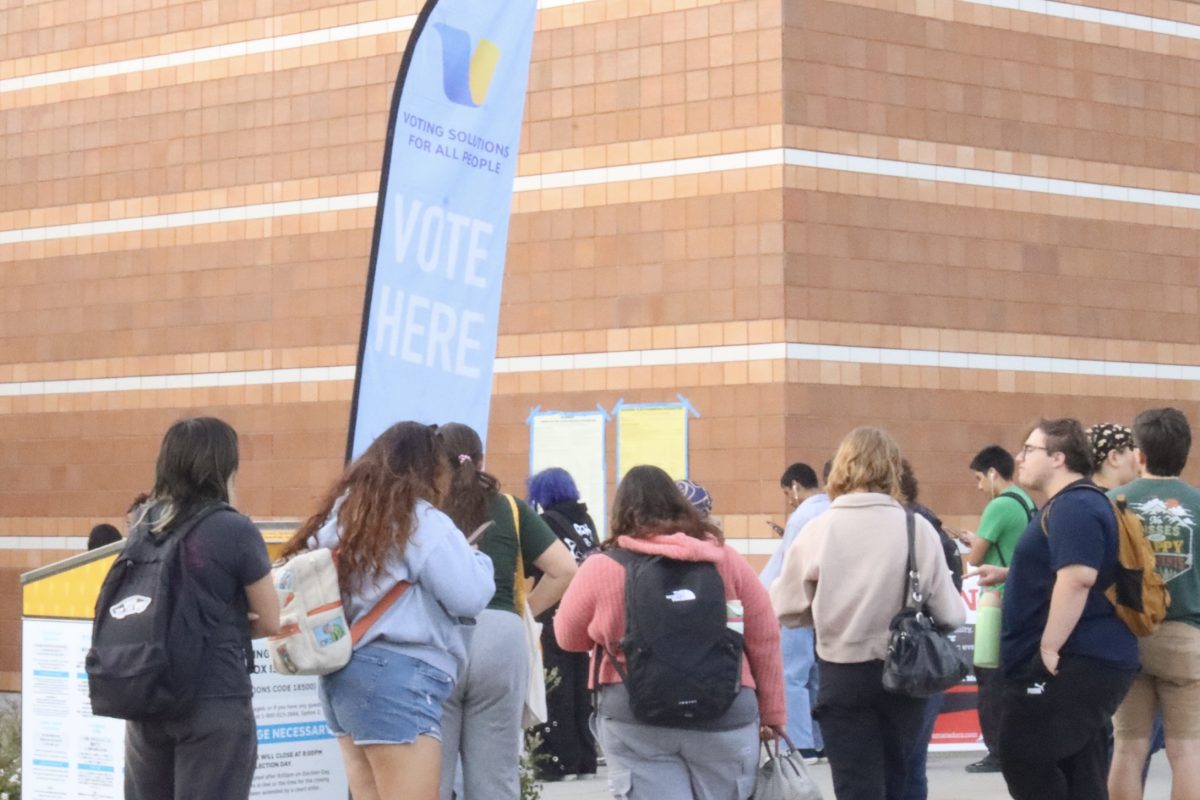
[
  {"x1": 0, "y1": 537, "x2": 87, "y2": 550},
  {"x1": 3, "y1": 147, "x2": 1200, "y2": 245},
  {"x1": 1, "y1": 342, "x2": 1198, "y2": 399},
  {"x1": 0, "y1": 0, "x2": 594, "y2": 95},
  {"x1": 1, "y1": 0, "x2": 1195, "y2": 97},
  {"x1": 964, "y1": 0, "x2": 1200, "y2": 40}
]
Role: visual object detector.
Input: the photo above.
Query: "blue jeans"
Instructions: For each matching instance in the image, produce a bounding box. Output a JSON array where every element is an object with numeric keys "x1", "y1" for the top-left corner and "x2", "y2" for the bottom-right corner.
[
  {"x1": 781, "y1": 627, "x2": 823, "y2": 750},
  {"x1": 901, "y1": 693, "x2": 944, "y2": 800}
]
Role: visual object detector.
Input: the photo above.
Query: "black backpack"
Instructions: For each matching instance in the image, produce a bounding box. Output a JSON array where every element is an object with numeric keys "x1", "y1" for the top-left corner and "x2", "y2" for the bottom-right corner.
[
  {"x1": 596, "y1": 548, "x2": 744, "y2": 727},
  {"x1": 86, "y1": 502, "x2": 234, "y2": 720}
]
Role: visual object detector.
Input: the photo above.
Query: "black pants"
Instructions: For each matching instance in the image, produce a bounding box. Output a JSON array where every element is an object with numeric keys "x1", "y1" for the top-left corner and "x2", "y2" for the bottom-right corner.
[
  {"x1": 974, "y1": 666, "x2": 1003, "y2": 757},
  {"x1": 998, "y1": 656, "x2": 1134, "y2": 800},
  {"x1": 816, "y1": 659, "x2": 927, "y2": 800},
  {"x1": 533, "y1": 623, "x2": 598, "y2": 777},
  {"x1": 125, "y1": 695, "x2": 258, "y2": 800}
]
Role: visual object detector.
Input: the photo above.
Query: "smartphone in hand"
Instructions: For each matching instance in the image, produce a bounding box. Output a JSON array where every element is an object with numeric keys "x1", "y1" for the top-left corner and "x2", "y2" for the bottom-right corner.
[
  {"x1": 467, "y1": 521, "x2": 494, "y2": 546},
  {"x1": 766, "y1": 521, "x2": 785, "y2": 536}
]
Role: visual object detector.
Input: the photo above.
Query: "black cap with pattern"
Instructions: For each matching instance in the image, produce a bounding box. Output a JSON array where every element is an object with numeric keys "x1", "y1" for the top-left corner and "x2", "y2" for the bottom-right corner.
[{"x1": 1086, "y1": 422, "x2": 1134, "y2": 470}]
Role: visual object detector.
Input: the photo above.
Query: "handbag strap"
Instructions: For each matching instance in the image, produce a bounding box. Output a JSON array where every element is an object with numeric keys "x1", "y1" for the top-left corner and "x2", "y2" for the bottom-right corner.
[
  {"x1": 506, "y1": 494, "x2": 529, "y2": 617},
  {"x1": 904, "y1": 507, "x2": 924, "y2": 611}
]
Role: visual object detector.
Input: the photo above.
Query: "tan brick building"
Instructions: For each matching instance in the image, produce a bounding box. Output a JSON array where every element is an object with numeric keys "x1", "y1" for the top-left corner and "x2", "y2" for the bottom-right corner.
[{"x1": 1, "y1": 0, "x2": 1198, "y2": 690}]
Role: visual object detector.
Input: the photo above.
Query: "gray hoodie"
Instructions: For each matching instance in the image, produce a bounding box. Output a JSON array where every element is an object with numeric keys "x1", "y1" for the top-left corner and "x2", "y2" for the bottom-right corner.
[{"x1": 312, "y1": 499, "x2": 495, "y2": 679}]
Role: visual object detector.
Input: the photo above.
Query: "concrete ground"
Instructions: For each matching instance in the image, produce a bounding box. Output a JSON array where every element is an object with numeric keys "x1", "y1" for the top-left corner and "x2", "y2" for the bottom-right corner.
[{"x1": 542, "y1": 750, "x2": 1174, "y2": 799}]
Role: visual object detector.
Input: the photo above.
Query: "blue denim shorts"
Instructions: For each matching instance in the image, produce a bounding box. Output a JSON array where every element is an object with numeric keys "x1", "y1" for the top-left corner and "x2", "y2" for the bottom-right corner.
[{"x1": 318, "y1": 644, "x2": 455, "y2": 745}]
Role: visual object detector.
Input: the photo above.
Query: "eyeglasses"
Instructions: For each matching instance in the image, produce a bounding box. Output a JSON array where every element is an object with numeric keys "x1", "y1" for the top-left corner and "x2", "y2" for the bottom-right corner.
[{"x1": 1019, "y1": 444, "x2": 1049, "y2": 456}]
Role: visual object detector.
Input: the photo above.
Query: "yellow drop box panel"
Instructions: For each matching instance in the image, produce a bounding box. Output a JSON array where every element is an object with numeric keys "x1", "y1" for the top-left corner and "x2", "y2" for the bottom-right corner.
[{"x1": 21, "y1": 522, "x2": 296, "y2": 620}]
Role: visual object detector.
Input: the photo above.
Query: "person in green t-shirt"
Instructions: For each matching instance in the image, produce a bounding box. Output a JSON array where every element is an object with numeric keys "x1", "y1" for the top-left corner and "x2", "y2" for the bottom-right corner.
[
  {"x1": 1110, "y1": 408, "x2": 1200, "y2": 800},
  {"x1": 949, "y1": 445, "x2": 1036, "y2": 774},
  {"x1": 434, "y1": 423, "x2": 578, "y2": 800}
]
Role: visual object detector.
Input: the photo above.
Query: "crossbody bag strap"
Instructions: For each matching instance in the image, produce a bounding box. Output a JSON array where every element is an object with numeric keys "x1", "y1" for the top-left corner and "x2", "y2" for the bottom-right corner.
[
  {"x1": 505, "y1": 494, "x2": 528, "y2": 617},
  {"x1": 543, "y1": 508, "x2": 592, "y2": 555}
]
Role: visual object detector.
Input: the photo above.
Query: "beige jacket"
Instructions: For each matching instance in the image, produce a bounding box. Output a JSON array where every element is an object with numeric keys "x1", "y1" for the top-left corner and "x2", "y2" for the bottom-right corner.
[{"x1": 770, "y1": 492, "x2": 966, "y2": 664}]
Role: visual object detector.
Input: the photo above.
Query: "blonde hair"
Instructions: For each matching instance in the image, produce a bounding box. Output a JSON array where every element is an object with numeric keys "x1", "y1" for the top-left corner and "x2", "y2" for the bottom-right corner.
[{"x1": 826, "y1": 427, "x2": 904, "y2": 500}]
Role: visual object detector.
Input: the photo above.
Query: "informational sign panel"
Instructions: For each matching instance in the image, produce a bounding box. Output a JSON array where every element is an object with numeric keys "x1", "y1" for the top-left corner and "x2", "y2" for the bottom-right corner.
[
  {"x1": 931, "y1": 573, "x2": 985, "y2": 751},
  {"x1": 529, "y1": 410, "x2": 607, "y2": 534},
  {"x1": 616, "y1": 403, "x2": 689, "y2": 480},
  {"x1": 21, "y1": 620, "x2": 348, "y2": 799}
]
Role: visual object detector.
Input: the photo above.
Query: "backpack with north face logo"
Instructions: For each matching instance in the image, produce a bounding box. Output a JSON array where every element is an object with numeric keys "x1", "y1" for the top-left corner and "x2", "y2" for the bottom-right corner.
[
  {"x1": 596, "y1": 548, "x2": 744, "y2": 727},
  {"x1": 86, "y1": 503, "x2": 233, "y2": 720}
]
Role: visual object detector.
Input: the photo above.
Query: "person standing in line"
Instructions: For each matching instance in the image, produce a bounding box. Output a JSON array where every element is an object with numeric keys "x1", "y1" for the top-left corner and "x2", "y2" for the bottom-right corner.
[
  {"x1": 948, "y1": 445, "x2": 1035, "y2": 774},
  {"x1": 1109, "y1": 409, "x2": 1200, "y2": 800},
  {"x1": 436, "y1": 423, "x2": 578, "y2": 800},
  {"x1": 760, "y1": 462, "x2": 830, "y2": 763},
  {"x1": 526, "y1": 467, "x2": 600, "y2": 782},
  {"x1": 899, "y1": 458, "x2": 964, "y2": 800},
  {"x1": 281, "y1": 422, "x2": 496, "y2": 800},
  {"x1": 123, "y1": 417, "x2": 280, "y2": 800},
  {"x1": 982, "y1": 418, "x2": 1137, "y2": 800},
  {"x1": 772, "y1": 428, "x2": 965, "y2": 800},
  {"x1": 555, "y1": 465, "x2": 785, "y2": 800},
  {"x1": 86, "y1": 523, "x2": 122, "y2": 550},
  {"x1": 1088, "y1": 423, "x2": 1140, "y2": 492},
  {"x1": 1087, "y1": 421, "x2": 1166, "y2": 789}
]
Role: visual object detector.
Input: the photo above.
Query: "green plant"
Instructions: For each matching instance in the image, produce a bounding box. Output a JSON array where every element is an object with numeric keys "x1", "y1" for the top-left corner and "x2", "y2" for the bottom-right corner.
[
  {"x1": 518, "y1": 667, "x2": 562, "y2": 800},
  {"x1": 0, "y1": 706, "x2": 20, "y2": 800}
]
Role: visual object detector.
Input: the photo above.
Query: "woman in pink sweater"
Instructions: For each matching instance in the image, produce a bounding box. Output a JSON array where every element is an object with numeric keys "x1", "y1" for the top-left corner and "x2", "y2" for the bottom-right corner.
[
  {"x1": 555, "y1": 465, "x2": 785, "y2": 800},
  {"x1": 771, "y1": 428, "x2": 966, "y2": 800}
]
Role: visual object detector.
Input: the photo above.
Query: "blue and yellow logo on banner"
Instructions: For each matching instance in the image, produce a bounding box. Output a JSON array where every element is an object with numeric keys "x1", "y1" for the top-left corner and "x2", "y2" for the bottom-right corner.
[
  {"x1": 348, "y1": 0, "x2": 538, "y2": 458},
  {"x1": 435, "y1": 23, "x2": 500, "y2": 107}
]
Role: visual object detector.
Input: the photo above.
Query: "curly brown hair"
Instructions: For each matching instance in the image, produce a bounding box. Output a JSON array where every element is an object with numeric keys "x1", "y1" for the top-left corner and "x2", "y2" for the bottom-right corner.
[
  {"x1": 282, "y1": 421, "x2": 445, "y2": 591},
  {"x1": 606, "y1": 464, "x2": 722, "y2": 548}
]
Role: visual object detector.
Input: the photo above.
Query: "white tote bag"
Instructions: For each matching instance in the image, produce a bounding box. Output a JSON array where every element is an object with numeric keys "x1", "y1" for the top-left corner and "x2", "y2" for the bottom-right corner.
[{"x1": 506, "y1": 494, "x2": 548, "y2": 728}]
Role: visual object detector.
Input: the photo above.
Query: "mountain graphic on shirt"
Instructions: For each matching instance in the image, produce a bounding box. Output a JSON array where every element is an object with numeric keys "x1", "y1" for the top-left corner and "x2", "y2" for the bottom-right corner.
[{"x1": 1132, "y1": 496, "x2": 1195, "y2": 582}]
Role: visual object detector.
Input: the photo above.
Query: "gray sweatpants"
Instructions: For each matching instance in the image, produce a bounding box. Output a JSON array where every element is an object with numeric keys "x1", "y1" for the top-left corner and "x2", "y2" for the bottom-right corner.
[
  {"x1": 597, "y1": 714, "x2": 760, "y2": 800},
  {"x1": 439, "y1": 608, "x2": 529, "y2": 800}
]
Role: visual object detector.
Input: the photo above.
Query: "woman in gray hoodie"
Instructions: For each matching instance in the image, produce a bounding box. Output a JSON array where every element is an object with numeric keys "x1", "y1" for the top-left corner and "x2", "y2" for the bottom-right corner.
[{"x1": 281, "y1": 421, "x2": 495, "y2": 800}]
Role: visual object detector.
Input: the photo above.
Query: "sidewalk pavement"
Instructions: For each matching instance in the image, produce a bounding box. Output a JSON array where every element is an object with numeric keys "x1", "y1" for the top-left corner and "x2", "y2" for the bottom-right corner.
[{"x1": 543, "y1": 750, "x2": 1174, "y2": 799}]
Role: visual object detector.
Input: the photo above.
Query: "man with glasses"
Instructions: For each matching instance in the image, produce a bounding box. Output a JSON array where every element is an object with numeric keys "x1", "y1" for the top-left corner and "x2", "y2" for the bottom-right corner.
[
  {"x1": 1108, "y1": 408, "x2": 1200, "y2": 800},
  {"x1": 978, "y1": 418, "x2": 1137, "y2": 800}
]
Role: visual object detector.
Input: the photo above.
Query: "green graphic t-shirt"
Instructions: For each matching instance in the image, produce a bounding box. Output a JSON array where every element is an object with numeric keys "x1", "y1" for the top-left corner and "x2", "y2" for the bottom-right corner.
[
  {"x1": 978, "y1": 487, "x2": 1036, "y2": 570},
  {"x1": 1112, "y1": 478, "x2": 1200, "y2": 628}
]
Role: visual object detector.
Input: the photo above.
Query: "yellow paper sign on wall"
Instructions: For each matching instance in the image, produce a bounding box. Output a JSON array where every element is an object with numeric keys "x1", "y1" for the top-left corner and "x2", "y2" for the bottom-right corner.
[{"x1": 617, "y1": 404, "x2": 688, "y2": 480}]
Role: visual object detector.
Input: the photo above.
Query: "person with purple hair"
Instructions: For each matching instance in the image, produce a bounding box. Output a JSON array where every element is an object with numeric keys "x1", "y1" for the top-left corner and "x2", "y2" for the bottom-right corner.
[{"x1": 527, "y1": 467, "x2": 600, "y2": 782}]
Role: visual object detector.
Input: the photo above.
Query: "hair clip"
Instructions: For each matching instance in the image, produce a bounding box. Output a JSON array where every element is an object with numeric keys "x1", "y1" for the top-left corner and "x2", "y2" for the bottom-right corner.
[{"x1": 458, "y1": 454, "x2": 473, "y2": 465}]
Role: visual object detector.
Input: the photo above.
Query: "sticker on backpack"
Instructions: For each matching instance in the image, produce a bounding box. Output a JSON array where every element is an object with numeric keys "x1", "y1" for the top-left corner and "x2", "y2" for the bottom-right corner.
[{"x1": 109, "y1": 595, "x2": 152, "y2": 619}]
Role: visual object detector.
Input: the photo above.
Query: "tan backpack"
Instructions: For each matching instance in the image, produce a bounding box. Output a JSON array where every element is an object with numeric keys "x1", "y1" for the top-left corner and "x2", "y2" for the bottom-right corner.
[{"x1": 1042, "y1": 485, "x2": 1170, "y2": 636}]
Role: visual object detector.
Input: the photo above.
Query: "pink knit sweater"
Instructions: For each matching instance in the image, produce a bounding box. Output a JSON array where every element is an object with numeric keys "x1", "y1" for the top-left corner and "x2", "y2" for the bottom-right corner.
[{"x1": 554, "y1": 533, "x2": 786, "y2": 727}]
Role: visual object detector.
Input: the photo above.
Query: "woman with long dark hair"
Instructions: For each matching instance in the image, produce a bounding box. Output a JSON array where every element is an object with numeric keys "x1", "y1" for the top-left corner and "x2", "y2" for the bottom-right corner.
[
  {"x1": 436, "y1": 423, "x2": 578, "y2": 800},
  {"x1": 281, "y1": 421, "x2": 495, "y2": 800},
  {"x1": 554, "y1": 465, "x2": 786, "y2": 800},
  {"x1": 526, "y1": 467, "x2": 600, "y2": 781},
  {"x1": 124, "y1": 417, "x2": 280, "y2": 800}
]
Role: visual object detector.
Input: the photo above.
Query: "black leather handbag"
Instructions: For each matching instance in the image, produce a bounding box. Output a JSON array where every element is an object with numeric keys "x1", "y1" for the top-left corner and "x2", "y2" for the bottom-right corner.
[{"x1": 881, "y1": 509, "x2": 970, "y2": 698}]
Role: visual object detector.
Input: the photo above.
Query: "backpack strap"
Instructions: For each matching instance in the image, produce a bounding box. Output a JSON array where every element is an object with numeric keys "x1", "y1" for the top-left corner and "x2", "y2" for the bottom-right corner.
[
  {"x1": 349, "y1": 577, "x2": 411, "y2": 643},
  {"x1": 595, "y1": 548, "x2": 641, "y2": 685},
  {"x1": 999, "y1": 490, "x2": 1036, "y2": 522},
  {"x1": 326, "y1": 547, "x2": 412, "y2": 644},
  {"x1": 1040, "y1": 482, "x2": 1110, "y2": 537},
  {"x1": 506, "y1": 494, "x2": 529, "y2": 618}
]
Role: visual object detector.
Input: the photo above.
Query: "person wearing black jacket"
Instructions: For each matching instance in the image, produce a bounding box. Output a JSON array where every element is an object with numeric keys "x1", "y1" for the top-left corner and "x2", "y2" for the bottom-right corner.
[{"x1": 527, "y1": 467, "x2": 600, "y2": 782}]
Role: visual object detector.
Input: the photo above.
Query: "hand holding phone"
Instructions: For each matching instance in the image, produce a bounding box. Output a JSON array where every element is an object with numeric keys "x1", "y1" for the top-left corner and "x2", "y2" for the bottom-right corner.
[{"x1": 765, "y1": 521, "x2": 785, "y2": 536}]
